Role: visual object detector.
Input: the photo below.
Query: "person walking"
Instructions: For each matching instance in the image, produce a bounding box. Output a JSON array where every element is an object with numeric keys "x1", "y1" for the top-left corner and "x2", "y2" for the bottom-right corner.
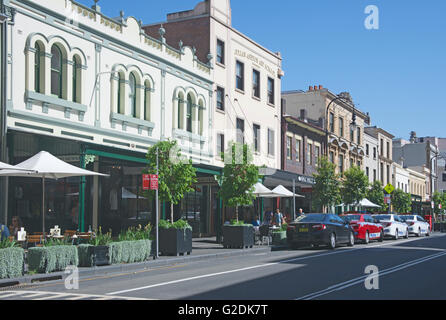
[{"x1": 274, "y1": 208, "x2": 284, "y2": 228}]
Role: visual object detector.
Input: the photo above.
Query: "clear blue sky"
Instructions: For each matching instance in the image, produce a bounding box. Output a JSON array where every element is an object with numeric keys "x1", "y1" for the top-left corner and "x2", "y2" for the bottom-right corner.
[{"x1": 77, "y1": 0, "x2": 446, "y2": 139}]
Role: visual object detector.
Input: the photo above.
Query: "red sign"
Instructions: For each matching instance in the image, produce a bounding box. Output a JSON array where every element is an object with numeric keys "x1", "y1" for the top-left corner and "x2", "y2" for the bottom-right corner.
[
  {"x1": 142, "y1": 174, "x2": 151, "y2": 191},
  {"x1": 149, "y1": 174, "x2": 159, "y2": 190}
]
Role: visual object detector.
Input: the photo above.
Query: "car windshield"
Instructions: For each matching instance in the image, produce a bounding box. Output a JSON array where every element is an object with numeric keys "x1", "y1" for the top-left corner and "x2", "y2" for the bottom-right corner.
[
  {"x1": 295, "y1": 214, "x2": 327, "y2": 223},
  {"x1": 342, "y1": 215, "x2": 361, "y2": 222},
  {"x1": 399, "y1": 216, "x2": 414, "y2": 221},
  {"x1": 374, "y1": 215, "x2": 391, "y2": 221}
]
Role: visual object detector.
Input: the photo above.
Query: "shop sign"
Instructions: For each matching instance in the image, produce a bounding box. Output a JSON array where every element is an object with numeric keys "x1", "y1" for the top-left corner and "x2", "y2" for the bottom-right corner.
[{"x1": 149, "y1": 174, "x2": 159, "y2": 190}]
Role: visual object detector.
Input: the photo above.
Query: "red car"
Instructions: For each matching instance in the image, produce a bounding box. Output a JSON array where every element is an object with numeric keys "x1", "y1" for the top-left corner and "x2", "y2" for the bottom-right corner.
[{"x1": 340, "y1": 213, "x2": 384, "y2": 244}]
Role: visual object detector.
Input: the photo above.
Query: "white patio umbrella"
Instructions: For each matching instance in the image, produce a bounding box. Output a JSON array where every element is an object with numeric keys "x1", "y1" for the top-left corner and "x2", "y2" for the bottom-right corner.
[
  {"x1": 0, "y1": 151, "x2": 108, "y2": 234},
  {"x1": 260, "y1": 185, "x2": 305, "y2": 198},
  {"x1": 0, "y1": 161, "x2": 35, "y2": 172},
  {"x1": 251, "y1": 182, "x2": 274, "y2": 197},
  {"x1": 122, "y1": 187, "x2": 146, "y2": 199}
]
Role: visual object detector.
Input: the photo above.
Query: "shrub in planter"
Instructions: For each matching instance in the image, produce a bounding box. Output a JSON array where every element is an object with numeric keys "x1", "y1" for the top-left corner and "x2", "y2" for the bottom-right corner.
[
  {"x1": 0, "y1": 240, "x2": 25, "y2": 279},
  {"x1": 158, "y1": 219, "x2": 192, "y2": 256},
  {"x1": 28, "y1": 242, "x2": 78, "y2": 274},
  {"x1": 109, "y1": 240, "x2": 152, "y2": 264},
  {"x1": 77, "y1": 228, "x2": 112, "y2": 267},
  {"x1": 272, "y1": 224, "x2": 288, "y2": 245},
  {"x1": 223, "y1": 221, "x2": 254, "y2": 249}
]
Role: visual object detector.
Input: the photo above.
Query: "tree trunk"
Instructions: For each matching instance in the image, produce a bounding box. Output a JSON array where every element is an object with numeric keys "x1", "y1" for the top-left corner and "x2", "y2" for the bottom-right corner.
[
  {"x1": 235, "y1": 206, "x2": 239, "y2": 222},
  {"x1": 171, "y1": 203, "x2": 174, "y2": 224}
]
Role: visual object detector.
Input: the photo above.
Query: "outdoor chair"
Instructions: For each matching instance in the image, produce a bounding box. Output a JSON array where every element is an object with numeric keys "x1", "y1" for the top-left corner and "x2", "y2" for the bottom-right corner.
[
  {"x1": 26, "y1": 235, "x2": 44, "y2": 248},
  {"x1": 259, "y1": 225, "x2": 272, "y2": 246}
]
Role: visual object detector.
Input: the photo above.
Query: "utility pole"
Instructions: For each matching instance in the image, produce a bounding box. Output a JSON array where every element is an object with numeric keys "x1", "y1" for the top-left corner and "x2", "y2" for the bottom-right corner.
[{"x1": 155, "y1": 147, "x2": 159, "y2": 259}]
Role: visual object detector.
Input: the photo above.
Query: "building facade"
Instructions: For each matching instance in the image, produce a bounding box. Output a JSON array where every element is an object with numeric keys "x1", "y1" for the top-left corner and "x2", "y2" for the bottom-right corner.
[
  {"x1": 365, "y1": 127, "x2": 394, "y2": 187},
  {"x1": 364, "y1": 130, "x2": 379, "y2": 184},
  {"x1": 282, "y1": 86, "x2": 370, "y2": 175},
  {"x1": 4, "y1": 0, "x2": 222, "y2": 235},
  {"x1": 143, "y1": 0, "x2": 284, "y2": 172}
]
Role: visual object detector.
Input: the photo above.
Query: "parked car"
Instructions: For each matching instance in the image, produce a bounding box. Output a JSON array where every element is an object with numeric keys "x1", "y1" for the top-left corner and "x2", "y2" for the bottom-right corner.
[
  {"x1": 399, "y1": 215, "x2": 431, "y2": 237},
  {"x1": 340, "y1": 213, "x2": 384, "y2": 244},
  {"x1": 287, "y1": 214, "x2": 355, "y2": 250},
  {"x1": 373, "y1": 214, "x2": 409, "y2": 240}
]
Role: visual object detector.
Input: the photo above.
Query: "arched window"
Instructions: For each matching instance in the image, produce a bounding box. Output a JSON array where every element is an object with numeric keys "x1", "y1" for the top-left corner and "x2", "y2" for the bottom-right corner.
[
  {"x1": 34, "y1": 42, "x2": 43, "y2": 93},
  {"x1": 51, "y1": 45, "x2": 63, "y2": 98},
  {"x1": 177, "y1": 93, "x2": 184, "y2": 130},
  {"x1": 198, "y1": 100, "x2": 204, "y2": 135},
  {"x1": 72, "y1": 55, "x2": 81, "y2": 103},
  {"x1": 117, "y1": 72, "x2": 124, "y2": 114},
  {"x1": 129, "y1": 73, "x2": 137, "y2": 118},
  {"x1": 144, "y1": 80, "x2": 151, "y2": 121},
  {"x1": 187, "y1": 94, "x2": 193, "y2": 133}
]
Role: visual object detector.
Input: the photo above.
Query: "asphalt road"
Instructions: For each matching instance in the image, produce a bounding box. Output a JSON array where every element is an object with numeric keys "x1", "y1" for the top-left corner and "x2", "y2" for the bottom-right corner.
[{"x1": 2, "y1": 233, "x2": 446, "y2": 300}]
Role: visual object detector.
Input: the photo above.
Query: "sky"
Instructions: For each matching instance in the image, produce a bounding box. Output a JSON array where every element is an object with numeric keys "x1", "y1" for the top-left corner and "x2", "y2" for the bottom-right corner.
[{"x1": 77, "y1": 0, "x2": 446, "y2": 140}]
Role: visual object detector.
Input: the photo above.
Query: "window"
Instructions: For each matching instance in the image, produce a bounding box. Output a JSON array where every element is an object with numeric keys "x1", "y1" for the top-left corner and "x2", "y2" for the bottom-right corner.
[
  {"x1": 187, "y1": 94, "x2": 193, "y2": 133},
  {"x1": 339, "y1": 118, "x2": 344, "y2": 137},
  {"x1": 177, "y1": 93, "x2": 184, "y2": 129},
  {"x1": 339, "y1": 154, "x2": 344, "y2": 173},
  {"x1": 296, "y1": 139, "x2": 301, "y2": 162},
  {"x1": 252, "y1": 70, "x2": 260, "y2": 98},
  {"x1": 373, "y1": 147, "x2": 377, "y2": 159},
  {"x1": 329, "y1": 151, "x2": 334, "y2": 164},
  {"x1": 366, "y1": 144, "x2": 369, "y2": 157},
  {"x1": 51, "y1": 45, "x2": 63, "y2": 98},
  {"x1": 286, "y1": 136, "x2": 292, "y2": 160},
  {"x1": 117, "y1": 72, "x2": 124, "y2": 115},
  {"x1": 72, "y1": 55, "x2": 81, "y2": 103},
  {"x1": 268, "y1": 129, "x2": 275, "y2": 156},
  {"x1": 216, "y1": 86, "x2": 225, "y2": 111},
  {"x1": 387, "y1": 164, "x2": 390, "y2": 185},
  {"x1": 357, "y1": 128, "x2": 361, "y2": 145},
  {"x1": 350, "y1": 127, "x2": 354, "y2": 142},
  {"x1": 366, "y1": 167, "x2": 369, "y2": 177},
  {"x1": 350, "y1": 158, "x2": 353, "y2": 168},
  {"x1": 267, "y1": 77, "x2": 275, "y2": 105},
  {"x1": 307, "y1": 142, "x2": 313, "y2": 165},
  {"x1": 253, "y1": 124, "x2": 260, "y2": 153},
  {"x1": 217, "y1": 134, "x2": 224, "y2": 159},
  {"x1": 443, "y1": 173, "x2": 446, "y2": 182},
  {"x1": 216, "y1": 39, "x2": 225, "y2": 65},
  {"x1": 315, "y1": 145, "x2": 320, "y2": 165},
  {"x1": 357, "y1": 160, "x2": 361, "y2": 167},
  {"x1": 34, "y1": 43, "x2": 42, "y2": 93},
  {"x1": 329, "y1": 113, "x2": 334, "y2": 133},
  {"x1": 373, "y1": 169, "x2": 377, "y2": 182},
  {"x1": 386, "y1": 141, "x2": 390, "y2": 159},
  {"x1": 236, "y1": 118, "x2": 245, "y2": 144},
  {"x1": 236, "y1": 61, "x2": 244, "y2": 91},
  {"x1": 129, "y1": 73, "x2": 137, "y2": 118},
  {"x1": 380, "y1": 139, "x2": 384, "y2": 155},
  {"x1": 144, "y1": 80, "x2": 151, "y2": 121}
]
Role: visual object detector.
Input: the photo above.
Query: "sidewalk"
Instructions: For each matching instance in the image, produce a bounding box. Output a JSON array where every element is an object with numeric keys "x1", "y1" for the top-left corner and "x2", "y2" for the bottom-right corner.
[{"x1": 0, "y1": 237, "x2": 280, "y2": 288}]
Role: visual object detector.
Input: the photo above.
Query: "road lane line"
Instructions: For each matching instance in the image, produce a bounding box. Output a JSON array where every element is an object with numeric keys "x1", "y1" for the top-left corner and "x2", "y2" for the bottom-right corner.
[
  {"x1": 107, "y1": 235, "x2": 446, "y2": 296},
  {"x1": 296, "y1": 251, "x2": 446, "y2": 300}
]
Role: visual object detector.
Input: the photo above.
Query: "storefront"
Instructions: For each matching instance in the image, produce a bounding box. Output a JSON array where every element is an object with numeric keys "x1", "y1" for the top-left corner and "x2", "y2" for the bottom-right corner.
[{"x1": 7, "y1": 130, "x2": 223, "y2": 237}]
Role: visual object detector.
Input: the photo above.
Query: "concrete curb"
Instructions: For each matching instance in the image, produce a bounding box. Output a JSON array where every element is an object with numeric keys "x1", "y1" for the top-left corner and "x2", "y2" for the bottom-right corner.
[{"x1": 0, "y1": 246, "x2": 275, "y2": 288}]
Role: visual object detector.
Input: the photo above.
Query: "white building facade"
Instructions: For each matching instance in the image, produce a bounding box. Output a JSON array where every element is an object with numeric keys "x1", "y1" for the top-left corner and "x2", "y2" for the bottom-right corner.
[
  {"x1": 3, "y1": 0, "x2": 219, "y2": 234},
  {"x1": 364, "y1": 130, "x2": 379, "y2": 184}
]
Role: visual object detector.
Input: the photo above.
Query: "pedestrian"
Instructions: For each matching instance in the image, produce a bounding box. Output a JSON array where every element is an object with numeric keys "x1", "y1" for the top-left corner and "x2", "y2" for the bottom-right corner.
[
  {"x1": 0, "y1": 223, "x2": 10, "y2": 241},
  {"x1": 9, "y1": 216, "x2": 22, "y2": 238},
  {"x1": 274, "y1": 208, "x2": 283, "y2": 227},
  {"x1": 263, "y1": 209, "x2": 273, "y2": 226},
  {"x1": 298, "y1": 208, "x2": 304, "y2": 217}
]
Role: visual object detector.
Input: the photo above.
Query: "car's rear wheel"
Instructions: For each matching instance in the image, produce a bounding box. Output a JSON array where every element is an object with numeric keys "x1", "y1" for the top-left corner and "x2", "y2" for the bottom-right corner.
[
  {"x1": 405, "y1": 229, "x2": 409, "y2": 239},
  {"x1": 348, "y1": 232, "x2": 355, "y2": 247},
  {"x1": 379, "y1": 230, "x2": 384, "y2": 242},
  {"x1": 417, "y1": 228, "x2": 422, "y2": 237},
  {"x1": 395, "y1": 229, "x2": 399, "y2": 240},
  {"x1": 328, "y1": 233, "x2": 336, "y2": 250},
  {"x1": 364, "y1": 231, "x2": 370, "y2": 244}
]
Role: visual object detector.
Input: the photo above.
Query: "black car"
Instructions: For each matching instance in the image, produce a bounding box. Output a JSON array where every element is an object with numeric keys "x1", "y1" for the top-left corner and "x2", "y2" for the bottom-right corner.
[{"x1": 287, "y1": 214, "x2": 355, "y2": 250}]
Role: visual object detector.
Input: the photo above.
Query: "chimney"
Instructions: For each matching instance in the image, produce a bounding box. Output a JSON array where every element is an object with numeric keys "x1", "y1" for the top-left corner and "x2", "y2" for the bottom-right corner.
[
  {"x1": 319, "y1": 85, "x2": 323, "y2": 90},
  {"x1": 314, "y1": 86, "x2": 318, "y2": 91},
  {"x1": 300, "y1": 109, "x2": 307, "y2": 121},
  {"x1": 309, "y1": 86, "x2": 313, "y2": 91}
]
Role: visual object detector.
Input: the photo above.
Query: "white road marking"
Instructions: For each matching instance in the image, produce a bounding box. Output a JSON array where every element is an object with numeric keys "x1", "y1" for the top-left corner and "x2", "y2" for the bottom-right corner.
[
  {"x1": 0, "y1": 290, "x2": 153, "y2": 300},
  {"x1": 296, "y1": 250, "x2": 446, "y2": 300},
  {"x1": 108, "y1": 235, "x2": 446, "y2": 296}
]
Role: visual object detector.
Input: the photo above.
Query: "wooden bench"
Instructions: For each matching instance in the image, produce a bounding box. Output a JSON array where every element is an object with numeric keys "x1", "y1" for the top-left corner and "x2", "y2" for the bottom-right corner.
[{"x1": 26, "y1": 235, "x2": 44, "y2": 247}]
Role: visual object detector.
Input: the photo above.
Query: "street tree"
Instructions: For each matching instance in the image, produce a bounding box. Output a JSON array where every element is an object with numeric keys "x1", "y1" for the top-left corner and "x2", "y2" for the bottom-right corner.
[
  {"x1": 341, "y1": 166, "x2": 369, "y2": 208},
  {"x1": 367, "y1": 180, "x2": 388, "y2": 212},
  {"x1": 218, "y1": 142, "x2": 259, "y2": 222},
  {"x1": 312, "y1": 157, "x2": 341, "y2": 213},
  {"x1": 432, "y1": 191, "x2": 446, "y2": 215},
  {"x1": 145, "y1": 140, "x2": 197, "y2": 223},
  {"x1": 392, "y1": 189, "x2": 412, "y2": 214}
]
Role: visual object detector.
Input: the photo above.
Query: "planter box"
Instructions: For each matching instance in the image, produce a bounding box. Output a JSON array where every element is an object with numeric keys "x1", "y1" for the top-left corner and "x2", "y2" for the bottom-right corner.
[
  {"x1": 78, "y1": 245, "x2": 110, "y2": 267},
  {"x1": 159, "y1": 228, "x2": 192, "y2": 256},
  {"x1": 28, "y1": 246, "x2": 78, "y2": 274},
  {"x1": 0, "y1": 247, "x2": 25, "y2": 279},
  {"x1": 222, "y1": 225, "x2": 254, "y2": 249},
  {"x1": 109, "y1": 240, "x2": 152, "y2": 264},
  {"x1": 272, "y1": 231, "x2": 287, "y2": 245}
]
